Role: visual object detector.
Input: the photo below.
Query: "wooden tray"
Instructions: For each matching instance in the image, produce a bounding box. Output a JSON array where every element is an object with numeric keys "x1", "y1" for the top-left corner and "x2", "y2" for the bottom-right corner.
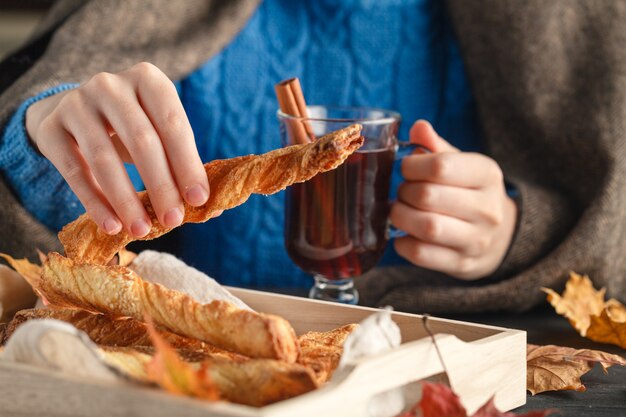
[{"x1": 0, "y1": 288, "x2": 526, "y2": 417}]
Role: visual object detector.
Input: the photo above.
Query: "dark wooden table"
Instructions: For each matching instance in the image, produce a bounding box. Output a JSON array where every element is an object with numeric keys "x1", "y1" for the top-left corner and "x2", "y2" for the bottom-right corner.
[{"x1": 450, "y1": 306, "x2": 626, "y2": 417}]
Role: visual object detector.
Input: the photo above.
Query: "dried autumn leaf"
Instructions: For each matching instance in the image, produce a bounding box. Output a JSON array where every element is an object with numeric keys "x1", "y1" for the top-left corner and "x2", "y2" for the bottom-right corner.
[
  {"x1": 0, "y1": 254, "x2": 42, "y2": 290},
  {"x1": 543, "y1": 272, "x2": 626, "y2": 348},
  {"x1": 606, "y1": 299, "x2": 626, "y2": 321},
  {"x1": 473, "y1": 399, "x2": 554, "y2": 417},
  {"x1": 396, "y1": 382, "x2": 554, "y2": 417},
  {"x1": 526, "y1": 344, "x2": 626, "y2": 395},
  {"x1": 586, "y1": 298, "x2": 626, "y2": 348},
  {"x1": 542, "y1": 272, "x2": 604, "y2": 335},
  {"x1": 144, "y1": 316, "x2": 219, "y2": 401},
  {"x1": 0, "y1": 253, "x2": 49, "y2": 305},
  {"x1": 414, "y1": 382, "x2": 466, "y2": 417}
]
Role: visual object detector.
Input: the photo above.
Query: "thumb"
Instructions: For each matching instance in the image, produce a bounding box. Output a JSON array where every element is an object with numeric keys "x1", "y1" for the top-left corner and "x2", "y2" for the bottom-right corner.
[{"x1": 409, "y1": 120, "x2": 459, "y2": 153}]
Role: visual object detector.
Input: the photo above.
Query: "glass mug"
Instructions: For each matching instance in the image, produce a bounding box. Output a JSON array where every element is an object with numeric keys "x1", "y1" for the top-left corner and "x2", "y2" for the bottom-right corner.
[{"x1": 279, "y1": 106, "x2": 415, "y2": 304}]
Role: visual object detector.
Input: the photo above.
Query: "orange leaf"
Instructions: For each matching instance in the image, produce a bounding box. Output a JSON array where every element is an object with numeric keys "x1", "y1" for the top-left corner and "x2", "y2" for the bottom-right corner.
[
  {"x1": 144, "y1": 316, "x2": 219, "y2": 401},
  {"x1": 526, "y1": 344, "x2": 626, "y2": 395},
  {"x1": 586, "y1": 308, "x2": 626, "y2": 348},
  {"x1": 543, "y1": 272, "x2": 626, "y2": 348},
  {"x1": 606, "y1": 299, "x2": 626, "y2": 321}
]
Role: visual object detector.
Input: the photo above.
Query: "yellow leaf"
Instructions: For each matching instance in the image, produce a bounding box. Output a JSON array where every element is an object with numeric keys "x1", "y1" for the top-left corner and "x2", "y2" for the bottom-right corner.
[
  {"x1": 0, "y1": 253, "x2": 42, "y2": 290},
  {"x1": 526, "y1": 344, "x2": 626, "y2": 395},
  {"x1": 542, "y1": 272, "x2": 605, "y2": 336},
  {"x1": 543, "y1": 272, "x2": 626, "y2": 348},
  {"x1": 144, "y1": 316, "x2": 219, "y2": 401}
]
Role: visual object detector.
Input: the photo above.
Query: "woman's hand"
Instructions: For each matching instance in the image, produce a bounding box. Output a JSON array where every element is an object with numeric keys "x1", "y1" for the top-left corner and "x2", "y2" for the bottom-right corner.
[
  {"x1": 390, "y1": 120, "x2": 517, "y2": 280},
  {"x1": 25, "y1": 62, "x2": 210, "y2": 237}
]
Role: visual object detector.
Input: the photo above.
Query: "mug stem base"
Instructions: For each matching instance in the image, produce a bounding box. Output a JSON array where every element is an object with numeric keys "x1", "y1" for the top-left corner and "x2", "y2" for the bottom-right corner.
[{"x1": 309, "y1": 276, "x2": 359, "y2": 305}]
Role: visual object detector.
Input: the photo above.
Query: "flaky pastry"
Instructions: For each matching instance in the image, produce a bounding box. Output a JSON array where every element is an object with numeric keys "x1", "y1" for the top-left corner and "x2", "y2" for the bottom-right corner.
[
  {"x1": 297, "y1": 324, "x2": 357, "y2": 384},
  {"x1": 1, "y1": 308, "x2": 245, "y2": 362},
  {"x1": 100, "y1": 347, "x2": 317, "y2": 406},
  {"x1": 59, "y1": 124, "x2": 363, "y2": 265},
  {"x1": 206, "y1": 356, "x2": 318, "y2": 406},
  {"x1": 4, "y1": 252, "x2": 299, "y2": 362}
]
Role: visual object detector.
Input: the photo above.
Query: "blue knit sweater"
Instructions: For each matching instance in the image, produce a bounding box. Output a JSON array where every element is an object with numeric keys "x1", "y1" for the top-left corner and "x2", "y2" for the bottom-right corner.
[{"x1": 0, "y1": 0, "x2": 482, "y2": 289}]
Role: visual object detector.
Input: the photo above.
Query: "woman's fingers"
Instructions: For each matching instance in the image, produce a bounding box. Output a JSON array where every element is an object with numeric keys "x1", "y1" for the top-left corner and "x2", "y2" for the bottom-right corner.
[
  {"x1": 86, "y1": 72, "x2": 185, "y2": 230},
  {"x1": 404, "y1": 120, "x2": 503, "y2": 189},
  {"x1": 401, "y1": 151, "x2": 504, "y2": 187},
  {"x1": 391, "y1": 120, "x2": 518, "y2": 280},
  {"x1": 130, "y1": 63, "x2": 210, "y2": 206},
  {"x1": 397, "y1": 182, "x2": 503, "y2": 225},
  {"x1": 27, "y1": 63, "x2": 209, "y2": 235},
  {"x1": 393, "y1": 236, "x2": 478, "y2": 280},
  {"x1": 409, "y1": 120, "x2": 459, "y2": 153},
  {"x1": 390, "y1": 201, "x2": 489, "y2": 256},
  {"x1": 389, "y1": 202, "x2": 483, "y2": 253},
  {"x1": 37, "y1": 123, "x2": 122, "y2": 235},
  {"x1": 59, "y1": 91, "x2": 152, "y2": 236}
]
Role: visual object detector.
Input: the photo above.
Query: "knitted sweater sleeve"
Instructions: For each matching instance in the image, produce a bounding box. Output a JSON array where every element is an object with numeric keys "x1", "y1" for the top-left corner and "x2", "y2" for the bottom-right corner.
[{"x1": 0, "y1": 84, "x2": 82, "y2": 231}]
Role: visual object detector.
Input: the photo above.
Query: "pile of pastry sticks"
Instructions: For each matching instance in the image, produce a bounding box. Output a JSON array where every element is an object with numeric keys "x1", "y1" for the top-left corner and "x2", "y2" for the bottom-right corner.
[{"x1": 0, "y1": 125, "x2": 364, "y2": 406}]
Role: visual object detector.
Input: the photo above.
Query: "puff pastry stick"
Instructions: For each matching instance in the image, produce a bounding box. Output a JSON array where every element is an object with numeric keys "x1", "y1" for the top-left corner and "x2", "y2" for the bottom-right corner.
[
  {"x1": 118, "y1": 345, "x2": 244, "y2": 363},
  {"x1": 59, "y1": 124, "x2": 363, "y2": 265},
  {"x1": 206, "y1": 356, "x2": 318, "y2": 406},
  {"x1": 1, "y1": 308, "x2": 245, "y2": 362},
  {"x1": 297, "y1": 324, "x2": 357, "y2": 384},
  {"x1": 100, "y1": 347, "x2": 317, "y2": 406},
  {"x1": 1, "y1": 308, "x2": 152, "y2": 347},
  {"x1": 8, "y1": 252, "x2": 299, "y2": 362}
]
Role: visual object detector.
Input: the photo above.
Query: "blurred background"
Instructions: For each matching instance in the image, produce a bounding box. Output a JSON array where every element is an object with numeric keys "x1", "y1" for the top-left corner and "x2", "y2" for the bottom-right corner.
[{"x1": 0, "y1": 0, "x2": 52, "y2": 59}]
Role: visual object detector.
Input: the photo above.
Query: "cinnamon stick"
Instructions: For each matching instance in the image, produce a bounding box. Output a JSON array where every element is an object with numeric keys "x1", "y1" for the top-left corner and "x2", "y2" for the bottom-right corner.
[{"x1": 275, "y1": 78, "x2": 315, "y2": 144}]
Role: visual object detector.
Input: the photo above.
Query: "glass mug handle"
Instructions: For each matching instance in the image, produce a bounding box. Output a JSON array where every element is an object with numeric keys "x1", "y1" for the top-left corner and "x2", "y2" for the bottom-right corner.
[{"x1": 388, "y1": 141, "x2": 431, "y2": 239}]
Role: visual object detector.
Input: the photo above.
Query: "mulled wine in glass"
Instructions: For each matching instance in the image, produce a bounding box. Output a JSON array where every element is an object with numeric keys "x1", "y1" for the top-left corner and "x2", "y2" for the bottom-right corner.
[{"x1": 279, "y1": 106, "x2": 402, "y2": 304}]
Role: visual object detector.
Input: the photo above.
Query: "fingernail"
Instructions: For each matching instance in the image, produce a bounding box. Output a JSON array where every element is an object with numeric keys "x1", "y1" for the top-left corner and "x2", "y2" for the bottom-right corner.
[
  {"x1": 103, "y1": 218, "x2": 122, "y2": 235},
  {"x1": 130, "y1": 219, "x2": 151, "y2": 237},
  {"x1": 185, "y1": 184, "x2": 209, "y2": 206},
  {"x1": 163, "y1": 207, "x2": 184, "y2": 228}
]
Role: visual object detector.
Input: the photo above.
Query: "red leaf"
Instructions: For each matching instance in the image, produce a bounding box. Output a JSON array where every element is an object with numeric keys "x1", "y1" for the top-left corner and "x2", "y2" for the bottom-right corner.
[
  {"x1": 397, "y1": 382, "x2": 555, "y2": 417},
  {"x1": 472, "y1": 398, "x2": 555, "y2": 417},
  {"x1": 393, "y1": 382, "x2": 467, "y2": 417},
  {"x1": 418, "y1": 382, "x2": 467, "y2": 417}
]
